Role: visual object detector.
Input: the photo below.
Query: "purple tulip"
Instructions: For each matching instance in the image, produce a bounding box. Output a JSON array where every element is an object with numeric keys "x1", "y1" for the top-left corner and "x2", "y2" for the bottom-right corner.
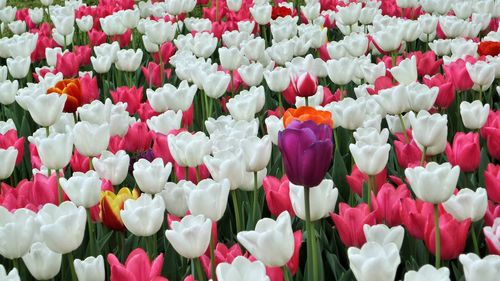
[{"x1": 278, "y1": 120, "x2": 334, "y2": 188}]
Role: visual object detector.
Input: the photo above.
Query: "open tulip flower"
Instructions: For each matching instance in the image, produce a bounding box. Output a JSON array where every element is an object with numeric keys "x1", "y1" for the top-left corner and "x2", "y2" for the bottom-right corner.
[{"x1": 2, "y1": 0, "x2": 500, "y2": 280}]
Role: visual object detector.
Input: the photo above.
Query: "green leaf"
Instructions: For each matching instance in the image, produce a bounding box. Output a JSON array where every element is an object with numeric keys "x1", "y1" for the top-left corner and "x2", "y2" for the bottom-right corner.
[
  {"x1": 478, "y1": 147, "x2": 490, "y2": 187},
  {"x1": 332, "y1": 148, "x2": 350, "y2": 202}
]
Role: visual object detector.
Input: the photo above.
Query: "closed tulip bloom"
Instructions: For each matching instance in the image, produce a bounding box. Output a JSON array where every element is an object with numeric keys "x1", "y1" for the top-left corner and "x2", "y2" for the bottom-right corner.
[
  {"x1": 374, "y1": 85, "x2": 410, "y2": 116},
  {"x1": 108, "y1": 248, "x2": 167, "y2": 281},
  {"x1": 59, "y1": 171, "x2": 102, "y2": 208},
  {"x1": 483, "y1": 218, "x2": 500, "y2": 255},
  {"x1": 240, "y1": 136, "x2": 272, "y2": 172},
  {"x1": 203, "y1": 71, "x2": 231, "y2": 99},
  {"x1": 74, "y1": 255, "x2": 105, "y2": 281},
  {"x1": 145, "y1": 20, "x2": 176, "y2": 45},
  {"x1": 121, "y1": 193, "x2": 165, "y2": 237},
  {"x1": 219, "y1": 47, "x2": 248, "y2": 71},
  {"x1": 160, "y1": 181, "x2": 190, "y2": 217},
  {"x1": 263, "y1": 176, "x2": 295, "y2": 217},
  {"x1": 91, "y1": 55, "x2": 112, "y2": 74},
  {"x1": 485, "y1": 164, "x2": 500, "y2": 203},
  {"x1": 250, "y1": 4, "x2": 272, "y2": 25},
  {"x1": 76, "y1": 15, "x2": 93, "y2": 32},
  {"x1": 100, "y1": 188, "x2": 140, "y2": 231},
  {"x1": 115, "y1": 49, "x2": 143, "y2": 72},
  {"x1": 0, "y1": 147, "x2": 17, "y2": 180},
  {"x1": 278, "y1": 120, "x2": 333, "y2": 188},
  {"x1": 289, "y1": 180, "x2": 338, "y2": 221},
  {"x1": 372, "y1": 28, "x2": 403, "y2": 53},
  {"x1": 459, "y1": 253, "x2": 500, "y2": 281},
  {"x1": 6, "y1": 56, "x2": 30, "y2": 79},
  {"x1": 92, "y1": 150, "x2": 130, "y2": 186},
  {"x1": 146, "y1": 110, "x2": 183, "y2": 135},
  {"x1": 23, "y1": 93, "x2": 67, "y2": 127},
  {"x1": 237, "y1": 211, "x2": 294, "y2": 267},
  {"x1": 216, "y1": 256, "x2": 269, "y2": 281},
  {"x1": 22, "y1": 242, "x2": 62, "y2": 281},
  {"x1": 409, "y1": 110, "x2": 448, "y2": 156},
  {"x1": 168, "y1": 131, "x2": 212, "y2": 167},
  {"x1": 292, "y1": 72, "x2": 318, "y2": 98},
  {"x1": 347, "y1": 242, "x2": 401, "y2": 281},
  {"x1": 30, "y1": 132, "x2": 73, "y2": 170},
  {"x1": 147, "y1": 80, "x2": 197, "y2": 112},
  {"x1": 133, "y1": 158, "x2": 172, "y2": 195},
  {"x1": 445, "y1": 132, "x2": 480, "y2": 172},
  {"x1": 363, "y1": 224, "x2": 405, "y2": 251},
  {"x1": 460, "y1": 100, "x2": 490, "y2": 130},
  {"x1": 165, "y1": 214, "x2": 212, "y2": 258},
  {"x1": 0, "y1": 80, "x2": 18, "y2": 105},
  {"x1": 0, "y1": 264, "x2": 20, "y2": 281},
  {"x1": 390, "y1": 56, "x2": 418, "y2": 85},
  {"x1": 350, "y1": 141, "x2": 391, "y2": 176},
  {"x1": 264, "y1": 67, "x2": 290, "y2": 93},
  {"x1": 330, "y1": 203, "x2": 377, "y2": 247},
  {"x1": 404, "y1": 265, "x2": 450, "y2": 281},
  {"x1": 405, "y1": 162, "x2": 460, "y2": 204},
  {"x1": 37, "y1": 201, "x2": 87, "y2": 254},
  {"x1": 443, "y1": 188, "x2": 488, "y2": 222},
  {"x1": 326, "y1": 57, "x2": 355, "y2": 85},
  {"x1": 0, "y1": 207, "x2": 36, "y2": 259},
  {"x1": 406, "y1": 82, "x2": 439, "y2": 112},
  {"x1": 238, "y1": 63, "x2": 265, "y2": 87},
  {"x1": 73, "y1": 121, "x2": 110, "y2": 157},
  {"x1": 466, "y1": 61, "x2": 495, "y2": 90},
  {"x1": 185, "y1": 179, "x2": 230, "y2": 221}
]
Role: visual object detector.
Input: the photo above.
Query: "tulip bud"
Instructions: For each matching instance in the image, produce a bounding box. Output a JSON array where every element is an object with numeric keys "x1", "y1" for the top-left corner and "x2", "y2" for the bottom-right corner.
[
  {"x1": 74, "y1": 255, "x2": 105, "y2": 281},
  {"x1": 73, "y1": 121, "x2": 110, "y2": 157},
  {"x1": 115, "y1": 49, "x2": 143, "y2": 72},
  {"x1": 185, "y1": 179, "x2": 230, "y2": 221},
  {"x1": 76, "y1": 15, "x2": 93, "y2": 32},
  {"x1": 30, "y1": 132, "x2": 73, "y2": 170},
  {"x1": 390, "y1": 56, "x2": 418, "y2": 85},
  {"x1": 92, "y1": 150, "x2": 130, "y2": 186},
  {"x1": 483, "y1": 218, "x2": 500, "y2": 255},
  {"x1": 59, "y1": 171, "x2": 102, "y2": 208},
  {"x1": 202, "y1": 71, "x2": 231, "y2": 99},
  {"x1": 165, "y1": 214, "x2": 212, "y2": 258},
  {"x1": 0, "y1": 147, "x2": 17, "y2": 180},
  {"x1": 347, "y1": 242, "x2": 401, "y2": 281},
  {"x1": 443, "y1": 188, "x2": 488, "y2": 222},
  {"x1": 216, "y1": 256, "x2": 268, "y2": 281},
  {"x1": 363, "y1": 224, "x2": 405, "y2": 251},
  {"x1": 0, "y1": 207, "x2": 36, "y2": 259},
  {"x1": 466, "y1": 61, "x2": 495, "y2": 90},
  {"x1": 121, "y1": 193, "x2": 165, "y2": 237},
  {"x1": 460, "y1": 100, "x2": 490, "y2": 130},
  {"x1": 264, "y1": 67, "x2": 290, "y2": 93},
  {"x1": 237, "y1": 211, "x2": 294, "y2": 267},
  {"x1": 240, "y1": 136, "x2": 272, "y2": 172},
  {"x1": 22, "y1": 242, "x2": 62, "y2": 281},
  {"x1": 23, "y1": 93, "x2": 67, "y2": 127},
  {"x1": 409, "y1": 110, "x2": 448, "y2": 156},
  {"x1": 404, "y1": 264, "x2": 450, "y2": 281},
  {"x1": 289, "y1": 180, "x2": 338, "y2": 221},
  {"x1": 6, "y1": 56, "x2": 30, "y2": 79},
  {"x1": 0, "y1": 80, "x2": 18, "y2": 105},
  {"x1": 168, "y1": 131, "x2": 212, "y2": 167},
  {"x1": 250, "y1": 4, "x2": 272, "y2": 25},
  {"x1": 459, "y1": 253, "x2": 500, "y2": 281},
  {"x1": 160, "y1": 181, "x2": 190, "y2": 217},
  {"x1": 326, "y1": 57, "x2": 355, "y2": 86},
  {"x1": 405, "y1": 162, "x2": 460, "y2": 204}
]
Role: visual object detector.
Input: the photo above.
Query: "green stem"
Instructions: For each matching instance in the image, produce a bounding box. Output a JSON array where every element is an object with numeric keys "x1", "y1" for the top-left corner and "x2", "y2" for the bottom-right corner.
[
  {"x1": 421, "y1": 146, "x2": 427, "y2": 166},
  {"x1": 45, "y1": 126, "x2": 50, "y2": 136},
  {"x1": 210, "y1": 233, "x2": 217, "y2": 281},
  {"x1": 304, "y1": 187, "x2": 319, "y2": 281},
  {"x1": 479, "y1": 86, "x2": 483, "y2": 102},
  {"x1": 87, "y1": 209, "x2": 96, "y2": 256},
  {"x1": 56, "y1": 172, "x2": 63, "y2": 204},
  {"x1": 333, "y1": 128, "x2": 339, "y2": 151},
  {"x1": 391, "y1": 51, "x2": 397, "y2": 67},
  {"x1": 434, "y1": 204, "x2": 441, "y2": 268},
  {"x1": 89, "y1": 157, "x2": 93, "y2": 171},
  {"x1": 252, "y1": 171, "x2": 259, "y2": 228},
  {"x1": 368, "y1": 175, "x2": 376, "y2": 211},
  {"x1": 305, "y1": 96, "x2": 309, "y2": 106},
  {"x1": 185, "y1": 166, "x2": 189, "y2": 181},
  {"x1": 231, "y1": 191, "x2": 242, "y2": 234},
  {"x1": 471, "y1": 224, "x2": 480, "y2": 255},
  {"x1": 282, "y1": 265, "x2": 291, "y2": 281},
  {"x1": 398, "y1": 114, "x2": 409, "y2": 143},
  {"x1": 195, "y1": 257, "x2": 205, "y2": 281},
  {"x1": 277, "y1": 91, "x2": 283, "y2": 116},
  {"x1": 12, "y1": 258, "x2": 18, "y2": 272},
  {"x1": 195, "y1": 166, "x2": 201, "y2": 183},
  {"x1": 67, "y1": 252, "x2": 77, "y2": 281}
]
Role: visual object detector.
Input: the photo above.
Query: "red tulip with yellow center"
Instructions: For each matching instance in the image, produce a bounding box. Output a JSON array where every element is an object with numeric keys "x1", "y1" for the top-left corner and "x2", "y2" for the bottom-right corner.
[
  {"x1": 100, "y1": 187, "x2": 140, "y2": 231},
  {"x1": 47, "y1": 78, "x2": 83, "y2": 113}
]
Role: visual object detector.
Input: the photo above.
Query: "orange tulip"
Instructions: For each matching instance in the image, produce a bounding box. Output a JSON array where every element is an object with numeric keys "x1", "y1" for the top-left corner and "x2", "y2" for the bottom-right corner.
[
  {"x1": 100, "y1": 187, "x2": 140, "y2": 231},
  {"x1": 478, "y1": 41, "x2": 500, "y2": 57},
  {"x1": 283, "y1": 106, "x2": 334, "y2": 128},
  {"x1": 47, "y1": 78, "x2": 83, "y2": 113}
]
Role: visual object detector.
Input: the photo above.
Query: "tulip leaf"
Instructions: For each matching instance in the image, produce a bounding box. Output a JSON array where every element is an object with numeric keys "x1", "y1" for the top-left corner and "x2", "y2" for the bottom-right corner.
[
  {"x1": 478, "y1": 147, "x2": 489, "y2": 187},
  {"x1": 451, "y1": 261, "x2": 465, "y2": 281},
  {"x1": 332, "y1": 148, "x2": 350, "y2": 202},
  {"x1": 325, "y1": 252, "x2": 347, "y2": 280}
]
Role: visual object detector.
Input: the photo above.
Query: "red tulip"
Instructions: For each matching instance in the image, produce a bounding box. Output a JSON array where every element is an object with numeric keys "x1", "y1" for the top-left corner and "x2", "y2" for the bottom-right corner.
[
  {"x1": 400, "y1": 198, "x2": 434, "y2": 240},
  {"x1": 409, "y1": 51, "x2": 442, "y2": 77},
  {"x1": 443, "y1": 59, "x2": 474, "y2": 91},
  {"x1": 55, "y1": 52, "x2": 80, "y2": 78},
  {"x1": 200, "y1": 243, "x2": 244, "y2": 279},
  {"x1": 423, "y1": 74, "x2": 455, "y2": 109},
  {"x1": 69, "y1": 149, "x2": 90, "y2": 173},
  {"x1": 110, "y1": 86, "x2": 144, "y2": 115},
  {"x1": 293, "y1": 72, "x2": 318, "y2": 98},
  {"x1": 346, "y1": 165, "x2": 387, "y2": 197},
  {"x1": 263, "y1": 175, "x2": 295, "y2": 217},
  {"x1": 482, "y1": 127, "x2": 500, "y2": 160},
  {"x1": 88, "y1": 29, "x2": 107, "y2": 47},
  {"x1": 445, "y1": 132, "x2": 480, "y2": 172},
  {"x1": 141, "y1": 62, "x2": 171, "y2": 89},
  {"x1": 152, "y1": 42, "x2": 177, "y2": 65},
  {"x1": 120, "y1": 122, "x2": 153, "y2": 153},
  {"x1": 485, "y1": 201, "x2": 500, "y2": 226},
  {"x1": 0, "y1": 130, "x2": 25, "y2": 165},
  {"x1": 80, "y1": 73, "x2": 99, "y2": 104},
  {"x1": 73, "y1": 45, "x2": 92, "y2": 66},
  {"x1": 174, "y1": 163, "x2": 210, "y2": 184},
  {"x1": 485, "y1": 164, "x2": 500, "y2": 204},
  {"x1": 394, "y1": 139, "x2": 422, "y2": 169},
  {"x1": 108, "y1": 248, "x2": 168, "y2": 281},
  {"x1": 372, "y1": 183, "x2": 411, "y2": 226},
  {"x1": 137, "y1": 101, "x2": 161, "y2": 122},
  {"x1": 330, "y1": 203, "x2": 377, "y2": 247},
  {"x1": 424, "y1": 212, "x2": 471, "y2": 260}
]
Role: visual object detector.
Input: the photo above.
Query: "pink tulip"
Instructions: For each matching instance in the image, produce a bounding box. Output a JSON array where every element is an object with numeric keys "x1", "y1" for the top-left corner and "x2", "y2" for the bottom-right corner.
[
  {"x1": 80, "y1": 73, "x2": 99, "y2": 104},
  {"x1": 141, "y1": 62, "x2": 172, "y2": 89},
  {"x1": 400, "y1": 198, "x2": 434, "y2": 240},
  {"x1": 56, "y1": 52, "x2": 80, "y2": 78},
  {"x1": 108, "y1": 248, "x2": 168, "y2": 281},
  {"x1": 346, "y1": 165, "x2": 387, "y2": 197},
  {"x1": 111, "y1": 86, "x2": 144, "y2": 115},
  {"x1": 110, "y1": 29, "x2": 132, "y2": 48},
  {"x1": 137, "y1": 101, "x2": 161, "y2": 122},
  {"x1": 31, "y1": 35, "x2": 58, "y2": 62},
  {"x1": 330, "y1": 203, "x2": 377, "y2": 247},
  {"x1": 152, "y1": 42, "x2": 177, "y2": 65},
  {"x1": 0, "y1": 130, "x2": 25, "y2": 165},
  {"x1": 174, "y1": 163, "x2": 210, "y2": 184},
  {"x1": 293, "y1": 72, "x2": 318, "y2": 98},
  {"x1": 282, "y1": 83, "x2": 297, "y2": 105},
  {"x1": 74, "y1": 45, "x2": 92, "y2": 66},
  {"x1": 423, "y1": 74, "x2": 455, "y2": 109},
  {"x1": 372, "y1": 183, "x2": 410, "y2": 226},
  {"x1": 120, "y1": 122, "x2": 153, "y2": 153},
  {"x1": 152, "y1": 130, "x2": 185, "y2": 164},
  {"x1": 200, "y1": 243, "x2": 244, "y2": 279},
  {"x1": 263, "y1": 175, "x2": 295, "y2": 217},
  {"x1": 445, "y1": 132, "x2": 480, "y2": 172},
  {"x1": 321, "y1": 87, "x2": 338, "y2": 106},
  {"x1": 69, "y1": 149, "x2": 90, "y2": 173},
  {"x1": 485, "y1": 201, "x2": 500, "y2": 226},
  {"x1": 409, "y1": 51, "x2": 442, "y2": 77},
  {"x1": 484, "y1": 164, "x2": 500, "y2": 204},
  {"x1": 0, "y1": 180, "x2": 37, "y2": 211},
  {"x1": 182, "y1": 104, "x2": 194, "y2": 129},
  {"x1": 88, "y1": 29, "x2": 107, "y2": 47},
  {"x1": 28, "y1": 143, "x2": 42, "y2": 170},
  {"x1": 482, "y1": 127, "x2": 500, "y2": 160},
  {"x1": 424, "y1": 212, "x2": 471, "y2": 260},
  {"x1": 443, "y1": 59, "x2": 474, "y2": 91},
  {"x1": 484, "y1": 220, "x2": 500, "y2": 255},
  {"x1": 394, "y1": 139, "x2": 422, "y2": 169},
  {"x1": 318, "y1": 43, "x2": 330, "y2": 61}
]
